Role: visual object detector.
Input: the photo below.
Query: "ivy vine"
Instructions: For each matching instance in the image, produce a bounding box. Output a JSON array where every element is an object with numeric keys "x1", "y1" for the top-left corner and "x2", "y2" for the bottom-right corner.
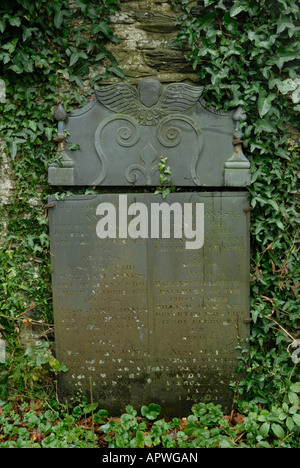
[
  {"x1": 0, "y1": 0, "x2": 123, "y2": 398},
  {"x1": 172, "y1": 0, "x2": 300, "y2": 404},
  {"x1": 0, "y1": 0, "x2": 299, "y2": 428}
]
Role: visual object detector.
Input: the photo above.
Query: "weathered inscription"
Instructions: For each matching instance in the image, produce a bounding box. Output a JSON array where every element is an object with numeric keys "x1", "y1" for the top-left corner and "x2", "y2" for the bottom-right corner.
[{"x1": 49, "y1": 192, "x2": 250, "y2": 415}]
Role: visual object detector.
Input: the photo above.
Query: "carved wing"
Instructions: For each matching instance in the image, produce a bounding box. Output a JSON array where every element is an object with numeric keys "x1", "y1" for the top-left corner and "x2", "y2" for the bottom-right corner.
[
  {"x1": 95, "y1": 83, "x2": 141, "y2": 119},
  {"x1": 159, "y1": 83, "x2": 204, "y2": 113}
]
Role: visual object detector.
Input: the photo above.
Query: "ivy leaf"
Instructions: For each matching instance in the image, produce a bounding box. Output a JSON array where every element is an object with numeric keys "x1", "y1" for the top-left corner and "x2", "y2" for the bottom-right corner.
[
  {"x1": 54, "y1": 9, "x2": 70, "y2": 29},
  {"x1": 26, "y1": 235, "x2": 35, "y2": 250},
  {"x1": 223, "y1": 12, "x2": 238, "y2": 33},
  {"x1": 54, "y1": 10, "x2": 64, "y2": 28},
  {"x1": 9, "y1": 137, "x2": 26, "y2": 159},
  {"x1": 45, "y1": 127, "x2": 53, "y2": 141},
  {"x1": 258, "y1": 91, "x2": 276, "y2": 117},
  {"x1": 69, "y1": 52, "x2": 80, "y2": 67},
  {"x1": 107, "y1": 66, "x2": 125, "y2": 78},
  {"x1": 0, "y1": 20, "x2": 6, "y2": 33},
  {"x1": 69, "y1": 75, "x2": 84, "y2": 87},
  {"x1": 9, "y1": 16, "x2": 21, "y2": 27},
  {"x1": 276, "y1": 79, "x2": 297, "y2": 95},
  {"x1": 276, "y1": 15, "x2": 295, "y2": 34},
  {"x1": 95, "y1": 52, "x2": 107, "y2": 62},
  {"x1": 91, "y1": 21, "x2": 113, "y2": 39},
  {"x1": 69, "y1": 50, "x2": 88, "y2": 67},
  {"x1": 230, "y1": 3, "x2": 247, "y2": 17},
  {"x1": 73, "y1": 0, "x2": 89, "y2": 13},
  {"x1": 254, "y1": 118, "x2": 277, "y2": 134},
  {"x1": 198, "y1": 11, "x2": 216, "y2": 28},
  {"x1": 68, "y1": 143, "x2": 81, "y2": 150},
  {"x1": 27, "y1": 120, "x2": 37, "y2": 132},
  {"x1": 2, "y1": 38, "x2": 19, "y2": 54}
]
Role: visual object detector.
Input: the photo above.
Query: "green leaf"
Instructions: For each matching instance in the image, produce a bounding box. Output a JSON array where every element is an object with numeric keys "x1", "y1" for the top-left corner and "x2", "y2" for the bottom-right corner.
[
  {"x1": 54, "y1": 9, "x2": 70, "y2": 28},
  {"x1": 83, "y1": 402, "x2": 98, "y2": 414},
  {"x1": 223, "y1": 12, "x2": 238, "y2": 33},
  {"x1": 292, "y1": 413, "x2": 300, "y2": 427},
  {"x1": 45, "y1": 127, "x2": 53, "y2": 141},
  {"x1": 73, "y1": 0, "x2": 89, "y2": 12},
  {"x1": 259, "y1": 421, "x2": 270, "y2": 437},
  {"x1": 230, "y1": 4, "x2": 246, "y2": 17},
  {"x1": 125, "y1": 405, "x2": 137, "y2": 416},
  {"x1": 27, "y1": 120, "x2": 37, "y2": 132},
  {"x1": 288, "y1": 391, "x2": 299, "y2": 406},
  {"x1": 120, "y1": 412, "x2": 136, "y2": 430},
  {"x1": 289, "y1": 382, "x2": 300, "y2": 393},
  {"x1": 95, "y1": 52, "x2": 106, "y2": 62},
  {"x1": 286, "y1": 416, "x2": 294, "y2": 432},
  {"x1": 54, "y1": 10, "x2": 64, "y2": 28},
  {"x1": 95, "y1": 409, "x2": 108, "y2": 419},
  {"x1": 0, "y1": 20, "x2": 6, "y2": 33},
  {"x1": 70, "y1": 52, "x2": 80, "y2": 67},
  {"x1": 68, "y1": 143, "x2": 81, "y2": 150},
  {"x1": 275, "y1": 219, "x2": 285, "y2": 230},
  {"x1": 271, "y1": 423, "x2": 285, "y2": 439},
  {"x1": 141, "y1": 403, "x2": 161, "y2": 420},
  {"x1": 69, "y1": 75, "x2": 84, "y2": 87},
  {"x1": 9, "y1": 140, "x2": 18, "y2": 160},
  {"x1": 22, "y1": 27, "x2": 35, "y2": 42},
  {"x1": 136, "y1": 430, "x2": 145, "y2": 448},
  {"x1": 107, "y1": 66, "x2": 126, "y2": 78},
  {"x1": 9, "y1": 16, "x2": 21, "y2": 27},
  {"x1": 198, "y1": 11, "x2": 216, "y2": 29},
  {"x1": 258, "y1": 91, "x2": 276, "y2": 118},
  {"x1": 255, "y1": 119, "x2": 277, "y2": 134},
  {"x1": 9, "y1": 138, "x2": 26, "y2": 159},
  {"x1": 3, "y1": 38, "x2": 19, "y2": 54},
  {"x1": 276, "y1": 16, "x2": 295, "y2": 34},
  {"x1": 276, "y1": 78, "x2": 297, "y2": 95},
  {"x1": 267, "y1": 199, "x2": 279, "y2": 211},
  {"x1": 72, "y1": 405, "x2": 82, "y2": 418},
  {"x1": 92, "y1": 21, "x2": 113, "y2": 38}
]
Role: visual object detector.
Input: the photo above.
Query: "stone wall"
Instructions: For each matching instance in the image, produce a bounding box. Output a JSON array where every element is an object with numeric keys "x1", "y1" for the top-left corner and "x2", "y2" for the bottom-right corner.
[{"x1": 105, "y1": 0, "x2": 199, "y2": 84}]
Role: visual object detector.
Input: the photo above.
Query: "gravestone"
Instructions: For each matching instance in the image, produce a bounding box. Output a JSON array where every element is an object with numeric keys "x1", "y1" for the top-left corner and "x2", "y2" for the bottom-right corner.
[{"x1": 48, "y1": 79, "x2": 251, "y2": 416}]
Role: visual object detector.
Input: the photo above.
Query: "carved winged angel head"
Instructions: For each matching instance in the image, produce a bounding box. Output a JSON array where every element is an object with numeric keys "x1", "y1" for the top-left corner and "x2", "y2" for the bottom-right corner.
[{"x1": 95, "y1": 79, "x2": 203, "y2": 126}]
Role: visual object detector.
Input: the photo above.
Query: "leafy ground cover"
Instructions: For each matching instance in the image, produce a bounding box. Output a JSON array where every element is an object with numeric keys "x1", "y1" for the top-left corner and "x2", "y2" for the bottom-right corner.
[{"x1": 1, "y1": 395, "x2": 299, "y2": 448}]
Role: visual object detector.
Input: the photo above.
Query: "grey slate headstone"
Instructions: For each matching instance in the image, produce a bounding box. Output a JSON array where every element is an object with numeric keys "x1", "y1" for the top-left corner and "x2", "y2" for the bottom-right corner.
[{"x1": 48, "y1": 80, "x2": 251, "y2": 415}]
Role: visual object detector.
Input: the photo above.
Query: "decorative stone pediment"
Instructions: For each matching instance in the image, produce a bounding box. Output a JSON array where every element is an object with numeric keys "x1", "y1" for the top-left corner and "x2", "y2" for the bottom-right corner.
[{"x1": 48, "y1": 79, "x2": 250, "y2": 188}]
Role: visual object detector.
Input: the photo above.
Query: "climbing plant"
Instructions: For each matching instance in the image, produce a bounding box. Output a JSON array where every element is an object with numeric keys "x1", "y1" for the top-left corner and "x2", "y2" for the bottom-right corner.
[
  {"x1": 172, "y1": 0, "x2": 300, "y2": 404},
  {"x1": 0, "y1": 0, "x2": 299, "y2": 438},
  {"x1": 0, "y1": 0, "x2": 123, "y2": 399}
]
